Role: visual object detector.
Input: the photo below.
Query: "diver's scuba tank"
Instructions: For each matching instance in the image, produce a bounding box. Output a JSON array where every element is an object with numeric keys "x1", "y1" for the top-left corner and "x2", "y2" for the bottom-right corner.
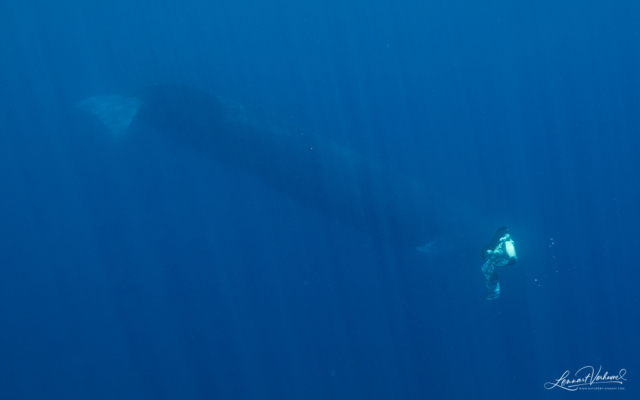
[{"x1": 503, "y1": 236, "x2": 517, "y2": 263}]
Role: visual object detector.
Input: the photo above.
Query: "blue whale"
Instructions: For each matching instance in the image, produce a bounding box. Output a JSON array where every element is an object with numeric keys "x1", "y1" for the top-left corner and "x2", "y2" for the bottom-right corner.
[{"x1": 78, "y1": 84, "x2": 490, "y2": 253}]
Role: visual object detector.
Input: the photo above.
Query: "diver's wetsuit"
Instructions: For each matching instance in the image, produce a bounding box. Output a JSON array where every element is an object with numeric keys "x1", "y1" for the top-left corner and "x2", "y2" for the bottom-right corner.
[{"x1": 481, "y1": 228, "x2": 517, "y2": 300}]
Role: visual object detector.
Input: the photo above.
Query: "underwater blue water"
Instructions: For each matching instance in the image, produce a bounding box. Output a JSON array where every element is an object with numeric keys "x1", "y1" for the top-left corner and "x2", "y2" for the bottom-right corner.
[{"x1": 0, "y1": 0, "x2": 638, "y2": 398}]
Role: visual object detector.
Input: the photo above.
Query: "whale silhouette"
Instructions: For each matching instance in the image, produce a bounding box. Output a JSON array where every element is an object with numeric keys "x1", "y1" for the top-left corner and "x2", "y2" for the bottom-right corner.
[{"x1": 78, "y1": 84, "x2": 492, "y2": 253}]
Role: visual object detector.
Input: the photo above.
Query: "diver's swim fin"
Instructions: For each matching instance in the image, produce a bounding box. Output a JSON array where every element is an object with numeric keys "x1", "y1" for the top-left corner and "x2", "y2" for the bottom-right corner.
[{"x1": 481, "y1": 259, "x2": 500, "y2": 300}]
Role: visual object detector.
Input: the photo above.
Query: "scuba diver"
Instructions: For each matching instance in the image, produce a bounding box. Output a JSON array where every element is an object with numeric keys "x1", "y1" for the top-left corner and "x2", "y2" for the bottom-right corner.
[{"x1": 481, "y1": 227, "x2": 517, "y2": 300}]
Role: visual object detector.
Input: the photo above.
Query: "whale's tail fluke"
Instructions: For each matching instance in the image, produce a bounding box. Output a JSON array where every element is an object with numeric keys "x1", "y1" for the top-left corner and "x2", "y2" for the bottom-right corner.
[{"x1": 76, "y1": 95, "x2": 142, "y2": 137}]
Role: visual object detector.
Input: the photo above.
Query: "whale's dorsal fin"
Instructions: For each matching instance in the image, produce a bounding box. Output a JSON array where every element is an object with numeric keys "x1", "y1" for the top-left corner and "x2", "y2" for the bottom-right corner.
[{"x1": 76, "y1": 95, "x2": 143, "y2": 137}]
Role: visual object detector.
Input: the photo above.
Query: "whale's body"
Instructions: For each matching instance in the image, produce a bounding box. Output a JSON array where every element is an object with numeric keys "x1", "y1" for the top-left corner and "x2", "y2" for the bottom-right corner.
[{"x1": 78, "y1": 84, "x2": 488, "y2": 252}]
